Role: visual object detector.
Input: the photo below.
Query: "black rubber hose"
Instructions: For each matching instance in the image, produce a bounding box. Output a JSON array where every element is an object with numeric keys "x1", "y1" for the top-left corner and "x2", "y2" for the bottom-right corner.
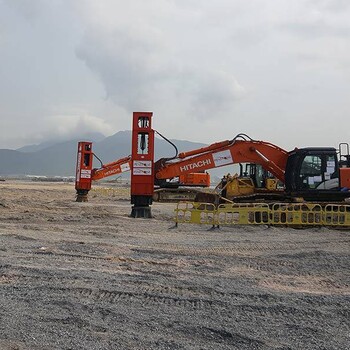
[
  {"x1": 93, "y1": 153, "x2": 104, "y2": 168},
  {"x1": 155, "y1": 130, "x2": 178, "y2": 161},
  {"x1": 231, "y1": 133, "x2": 254, "y2": 142}
]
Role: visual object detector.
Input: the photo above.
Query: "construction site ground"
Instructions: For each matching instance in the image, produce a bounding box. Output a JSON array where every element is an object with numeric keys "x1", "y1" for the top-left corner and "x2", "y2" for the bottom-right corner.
[{"x1": 0, "y1": 181, "x2": 349, "y2": 350}]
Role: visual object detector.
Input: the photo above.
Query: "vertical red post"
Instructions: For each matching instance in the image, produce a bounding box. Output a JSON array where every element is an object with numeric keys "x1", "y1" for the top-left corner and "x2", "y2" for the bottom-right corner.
[
  {"x1": 130, "y1": 112, "x2": 155, "y2": 218},
  {"x1": 75, "y1": 141, "x2": 93, "y2": 202}
]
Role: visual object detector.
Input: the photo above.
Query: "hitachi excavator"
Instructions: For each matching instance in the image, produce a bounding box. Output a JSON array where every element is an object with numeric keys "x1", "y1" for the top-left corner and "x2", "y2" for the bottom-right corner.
[{"x1": 154, "y1": 133, "x2": 350, "y2": 205}]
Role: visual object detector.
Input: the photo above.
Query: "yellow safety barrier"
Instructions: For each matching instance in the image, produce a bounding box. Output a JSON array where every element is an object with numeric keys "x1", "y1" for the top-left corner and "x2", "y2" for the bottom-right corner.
[
  {"x1": 174, "y1": 202, "x2": 350, "y2": 228},
  {"x1": 217, "y1": 203, "x2": 270, "y2": 225},
  {"x1": 271, "y1": 203, "x2": 323, "y2": 226},
  {"x1": 174, "y1": 202, "x2": 216, "y2": 225},
  {"x1": 324, "y1": 204, "x2": 350, "y2": 227}
]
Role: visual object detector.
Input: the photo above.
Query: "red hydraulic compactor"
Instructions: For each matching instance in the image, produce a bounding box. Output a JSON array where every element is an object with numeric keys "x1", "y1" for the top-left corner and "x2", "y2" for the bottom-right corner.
[{"x1": 130, "y1": 112, "x2": 155, "y2": 218}]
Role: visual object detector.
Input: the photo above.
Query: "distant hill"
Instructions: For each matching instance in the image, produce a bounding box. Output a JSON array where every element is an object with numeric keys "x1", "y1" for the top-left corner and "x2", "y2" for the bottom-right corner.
[
  {"x1": 16, "y1": 132, "x2": 106, "y2": 153},
  {"x1": 0, "y1": 131, "x2": 218, "y2": 177}
]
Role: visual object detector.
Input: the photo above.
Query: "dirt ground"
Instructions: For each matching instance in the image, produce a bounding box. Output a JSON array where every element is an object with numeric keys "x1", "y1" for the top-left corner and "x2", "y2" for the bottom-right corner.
[{"x1": 0, "y1": 181, "x2": 349, "y2": 350}]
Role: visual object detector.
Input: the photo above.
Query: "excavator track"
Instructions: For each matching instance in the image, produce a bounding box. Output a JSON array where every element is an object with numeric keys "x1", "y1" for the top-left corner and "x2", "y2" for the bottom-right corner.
[
  {"x1": 194, "y1": 191, "x2": 350, "y2": 207},
  {"x1": 153, "y1": 188, "x2": 203, "y2": 202},
  {"x1": 195, "y1": 191, "x2": 289, "y2": 205}
]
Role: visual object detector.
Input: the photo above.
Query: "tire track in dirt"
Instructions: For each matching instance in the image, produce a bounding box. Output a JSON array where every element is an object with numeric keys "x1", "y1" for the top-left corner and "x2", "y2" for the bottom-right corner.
[
  {"x1": 3, "y1": 275, "x2": 329, "y2": 323},
  {"x1": 45, "y1": 286, "x2": 217, "y2": 312},
  {"x1": 260, "y1": 276, "x2": 350, "y2": 295},
  {"x1": 28, "y1": 251, "x2": 182, "y2": 268},
  {"x1": 1, "y1": 263, "x2": 227, "y2": 302},
  {"x1": 8, "y1": 246, "x2": 348, "y2": 302},
  {"x1": 132, "y1": 240, "x2": 348, "y2": 259},
  {"x1": 3, "y1": 261, "x2": 295, "y2": 306}
]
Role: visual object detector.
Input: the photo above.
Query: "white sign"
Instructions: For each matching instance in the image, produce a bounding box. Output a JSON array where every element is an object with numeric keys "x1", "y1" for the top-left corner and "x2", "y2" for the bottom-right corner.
[
  {"x1": 81, "y1": 169, "x2": 91, "y2": 178},
  {"x1": 133, "y1": 168, "x2": 152, "y2": 175},
  {"x1": 121, "y1": 163, "x2": 130, "y2": 172},
  {"x1": 213, "y1": 150, "x2": 233, "y2": 167},
  {"x1": 133, "y1": 160, "x2": 152, "y2": 168}
]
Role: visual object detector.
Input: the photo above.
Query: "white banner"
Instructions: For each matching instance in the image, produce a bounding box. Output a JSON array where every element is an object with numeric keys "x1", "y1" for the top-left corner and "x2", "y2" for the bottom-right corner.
[
  {"x1": 121, "y1": 163, "x2": 131, "y2": 172},
  {"x1": 213, "y1": 150, "x2": 233, "y2": 167},
  {"x1": 133, "y1": 160, "x2": 152, "y2": 168},
  {"x1": 133, "y1": 168, "x2": 152, "y2": 175},
  {"x1": 80, "y1": 169, "x2": 91, "y2": 179}
]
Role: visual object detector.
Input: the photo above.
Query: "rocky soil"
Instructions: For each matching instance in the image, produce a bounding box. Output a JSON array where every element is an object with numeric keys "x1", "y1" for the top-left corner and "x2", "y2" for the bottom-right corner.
[{"x1": 0, "y1": 181, "x2": 349, "y2": 349}]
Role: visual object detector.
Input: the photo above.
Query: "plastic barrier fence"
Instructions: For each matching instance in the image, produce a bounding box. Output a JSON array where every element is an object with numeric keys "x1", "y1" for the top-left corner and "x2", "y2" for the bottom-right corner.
[
  {"x1": 270, "y1": 203, "x2": 323, "y2": 226},
  {"x1": 217, "y1": 203, "x2": 270, "y2": 225},
  {"x1": 324, "y1": 204, "x2": 350, "y2": 227},
  {"x1": 174, "y1": 202, "x2": 216, "y2": 225},
  {"x1": 174, "y1": 202, "x2": 350, "y2": 227}
]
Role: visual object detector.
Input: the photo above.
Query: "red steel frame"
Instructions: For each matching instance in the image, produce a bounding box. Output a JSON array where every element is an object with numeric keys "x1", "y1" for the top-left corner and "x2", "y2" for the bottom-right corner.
[
  {"x1": 75, "y1": 141, "x2": 94, "y2": 194},
  {"x1": 130, "y1": 112, "x2": 155, "y2": 211}
]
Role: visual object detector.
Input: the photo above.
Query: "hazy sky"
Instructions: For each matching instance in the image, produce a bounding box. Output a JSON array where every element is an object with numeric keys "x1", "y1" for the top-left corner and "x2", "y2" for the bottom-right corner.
[{"x1": 0, "y1": 0, "x2": 349, "y2": 150}]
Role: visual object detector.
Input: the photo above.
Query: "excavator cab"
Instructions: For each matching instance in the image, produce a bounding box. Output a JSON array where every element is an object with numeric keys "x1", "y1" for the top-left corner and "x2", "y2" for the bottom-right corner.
[
  {"x1": 285, "y1": 147, "x2": 350, "y2": 201},
  {"x1": 218, "y1": 163, "x2": 281, "y2": 201},
  {"x1": 242, "y1": 163, "x2": 280, "y2": 190}
]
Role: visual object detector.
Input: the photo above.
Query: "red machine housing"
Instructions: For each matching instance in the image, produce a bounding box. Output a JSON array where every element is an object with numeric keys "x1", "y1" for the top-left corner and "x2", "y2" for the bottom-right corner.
[
  {"x1": 130, "y1": 112, "x2": 155, "y2": 217},
  {"x1": 75, "y1": 141, "x2": 93, "y2": 195},
  {"x1": 178, "y1": 173, "x2": 210, "y2": 187},
  {"x1": 340, "y1": 168, "x2": 350, "y2": 189}
]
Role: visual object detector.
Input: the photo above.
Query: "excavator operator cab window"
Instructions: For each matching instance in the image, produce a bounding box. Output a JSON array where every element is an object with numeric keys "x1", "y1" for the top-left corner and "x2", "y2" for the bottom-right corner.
[
  {"x1": 300, "y1": 155, "x2": 322, "y2": 189},
  {"x1": 244, "y1": 163, "x2": 266, "y2": 188},
  {"x1": 299, "y1": 153, "x2": 338, "y2": 189}
]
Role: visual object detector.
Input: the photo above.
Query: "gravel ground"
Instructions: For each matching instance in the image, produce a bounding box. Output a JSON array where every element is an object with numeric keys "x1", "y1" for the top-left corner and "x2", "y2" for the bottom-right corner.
[{"x1": 0, "y1": 181, "x2": 349, "y2": 350}]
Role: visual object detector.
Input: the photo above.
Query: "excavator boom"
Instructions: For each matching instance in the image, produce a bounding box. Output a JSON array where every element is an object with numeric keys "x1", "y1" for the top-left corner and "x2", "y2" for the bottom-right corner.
[
  {"x1": 155, "y1": 137, "x2": 288, "y2": 183},
  {"x1": 91, "y1": 156, "x2": 131, "y2": 181}
]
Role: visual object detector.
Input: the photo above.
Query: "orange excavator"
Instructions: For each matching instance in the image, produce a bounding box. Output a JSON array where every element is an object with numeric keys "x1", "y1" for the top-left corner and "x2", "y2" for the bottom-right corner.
[{"x1": 154, "y1": 133, "x2": 350, "y2": 204}]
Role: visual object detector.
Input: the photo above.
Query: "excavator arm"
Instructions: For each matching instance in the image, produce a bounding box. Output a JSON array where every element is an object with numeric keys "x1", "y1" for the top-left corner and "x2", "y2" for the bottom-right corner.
[
  {"x1": 91, "y1": 156, "x2": 131, "y2": 181},
  {"x1": 155, "y1": 134, "x2": 289, "y2": 183},
  {"x1": 75, "y1": 141, "x2": 131, "y2": 201}
]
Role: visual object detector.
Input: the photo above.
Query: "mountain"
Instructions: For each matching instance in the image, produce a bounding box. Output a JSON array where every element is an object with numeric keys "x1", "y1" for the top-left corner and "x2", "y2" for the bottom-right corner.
[
  {"x1": 0, "y1": 140, "x2": 80, "y2": 176},
  {"x1": 17, "y1": 132, "x2": 106, "y2": 153},
  {"x1": 0, "y1": 131, "x2": 213, "y2": 177}
]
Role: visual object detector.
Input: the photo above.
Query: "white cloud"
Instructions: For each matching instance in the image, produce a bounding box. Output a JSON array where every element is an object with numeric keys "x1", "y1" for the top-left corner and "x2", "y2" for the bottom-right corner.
[
  {"x1": 43, "y1": 114, "x2": 113, "y2": 140},
  {"x1": 0, "y1": 0, "x2": 349, "y2": 150}
]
